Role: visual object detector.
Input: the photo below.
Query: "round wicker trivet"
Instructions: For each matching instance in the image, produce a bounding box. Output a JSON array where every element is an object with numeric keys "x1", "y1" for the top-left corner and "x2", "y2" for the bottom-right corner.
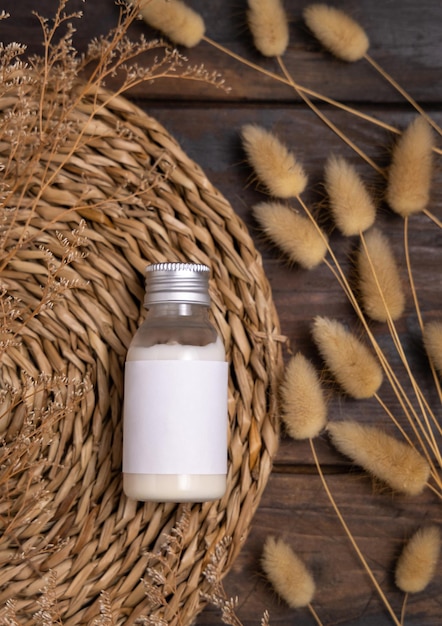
[{"x1": 0, "y1": 85, "x2": 282, "y2": 624}]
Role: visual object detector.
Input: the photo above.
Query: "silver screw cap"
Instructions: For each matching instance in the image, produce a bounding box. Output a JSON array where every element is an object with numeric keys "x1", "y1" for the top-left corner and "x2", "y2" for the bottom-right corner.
[{"x1": 144, "y1": 263, "x2": 211, "y2": 306}]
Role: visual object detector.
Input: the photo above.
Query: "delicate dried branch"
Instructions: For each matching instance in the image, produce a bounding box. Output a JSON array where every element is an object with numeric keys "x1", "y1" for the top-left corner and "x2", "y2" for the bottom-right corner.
[{"x1": 202, "y1": 536, "x2": 267, "y2": 626}]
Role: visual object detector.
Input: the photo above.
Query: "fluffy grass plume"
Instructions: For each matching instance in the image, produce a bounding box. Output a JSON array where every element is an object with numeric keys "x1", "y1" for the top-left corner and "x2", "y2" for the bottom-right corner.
[
  {"x1": 356, "y1": 228, "x2": 405, "y2": 322},
  {"x1": 324, "y1": 155, "x2": 376, "y2": 236},
  {"x1": 386, "y1": 116, "x2": 434, "y2": 217},
  {"x1": 303, "y1": 4, "x2": 369, "y2": 62},
  {"x1": 253, "y1": 201, "x2": 328, "y2": 269},
  {"x1": 241, "y1": 124, "x2": 308, "y2": 198},
  {"x1": 134, "y1": 0, "x2": 205, "y2": 47},
  {"x1": 423, "y1": 320, "x2": 442, "y2": 374},
  {"x1": 311, "y1": 317, "x2": 383, "y2": 399},
  {"x1": 395, "y1": 526, "x2": 441, "y2": 593},
  {"x1": 280, "y1": 353, "x2": 327, "y2": 440},
  {"x1": 262, "y1": 536, "x2": 316, "y2": 608},
  {"x1": 247, "y1": 0, "x2": 289, "y2": 57},
  {"x1": 328, "y1": 421, "x2": 430, "y2": 495}
]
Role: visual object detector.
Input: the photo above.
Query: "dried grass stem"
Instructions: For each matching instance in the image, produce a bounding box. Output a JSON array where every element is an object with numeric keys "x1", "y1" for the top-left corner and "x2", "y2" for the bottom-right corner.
[{"x1": 309, "y1": 440, "x2": 402, "y2": 626}]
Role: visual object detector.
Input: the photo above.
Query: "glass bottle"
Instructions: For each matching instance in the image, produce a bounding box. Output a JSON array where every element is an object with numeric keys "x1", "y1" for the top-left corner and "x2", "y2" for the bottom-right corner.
[{"x1": 123, "y1": 262, "x2": 228, "y2": 502}]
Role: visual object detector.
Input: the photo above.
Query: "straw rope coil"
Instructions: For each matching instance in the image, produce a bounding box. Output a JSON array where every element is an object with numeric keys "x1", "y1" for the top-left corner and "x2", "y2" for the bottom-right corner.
[{"x1": 0, "y1": 83, "x2": 282, "y2": 624}]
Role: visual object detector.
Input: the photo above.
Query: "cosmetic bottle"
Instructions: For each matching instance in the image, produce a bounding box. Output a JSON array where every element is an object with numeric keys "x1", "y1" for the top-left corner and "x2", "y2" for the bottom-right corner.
[{"x1": 123, "y1": 262, "x2": 228, "y2": 501}]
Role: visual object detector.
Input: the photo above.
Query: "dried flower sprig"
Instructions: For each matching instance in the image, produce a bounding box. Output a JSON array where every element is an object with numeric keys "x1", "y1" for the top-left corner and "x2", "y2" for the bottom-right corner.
[
  {"x1": 247, "y1": 0, "x2": 386, "y2": 175},
  {"x1": 423, "y1": 321, "x2": 442, "y2": 376},
  {"x1": 386, "y1": 117, "x2": 434, "y2": 219},
  {"x1": 135, "y1": 0, "x2": 442, "y2": 174},
  {"x1": 308, "y1": 440, "x2": 404, "y2": 626},
  {"x1": 238, "y1": 88, "x2": 441, "y2": 625},
  {"x1": 324, "y1": 155, "x2": 376, "y2": 236},
  {"x1": 395, "y1": 525, "x2": 441, "y2": 595},
  {"x1": 280, "y1": 353, "x2": 327, "y2": 440},
  {"x1": 240, "y1": 118, "x2": 442, "y2": 504},
  {"x1": 311, "y1": 311, "x2": 442, "y2": 495},
  {"x1": 303, "y1": 4, "x2": 442, "y2": 139},
  {"x1": 202, "y1": 536, "x2": 271, "y2": 626},
  {"x1": 241, "y1": 125, "x2": 308, "y2": 198},
  {"x1": 328, "y1": 421, "x2": 430, "y2": 496},
  {"x1": 139, "y1": 505, "x2": 191, "y2": 621},
  {"x1": 0, "y1": 4, "x2": 247, "y2": 624},
  {"x1": 3, "y1": 3, "x2": 438, "y2": 624},
  {"x1": 252, "y1": 202, "x2": 327, "y2": 270},
  {"x1": 303, "y1": 4, "x2": 369, "y2": 63},
  {"x1": 276, "y1": 355, "x2": 411, "y2": 625},
  {"x1": 131, "y1": 5, "x2": 440, "y2": 623},
  {"x1": 247, "y1": 0, "x2": 289, "y2": 58},
  {"x1": 90, "y1": 591, "x2": 117, "y2": 626},
  {"x1": 0, "y1": 1, "x2": 229, "y2": 339},
  {"x1": 384, "y1": 116, "x2": 441, "y2": 405},
  {"x1": 261, "y1": 536, "x2": 323, "y2": 625},
  {"x1": 395, "y1": 525, "x2": 441, "y2": 626},
  {"x1": 311, "y1": 316, "x2": 383, "y2": 399},
  {"x1": 33, "y1": 570, "x2": 63, "y2": 626},
  {"x1": 356, "y1": 227, "x2": 406, "y2": 323},
  {"x1": 128, "y1": 0, "x2": 205, "y2": 48}
]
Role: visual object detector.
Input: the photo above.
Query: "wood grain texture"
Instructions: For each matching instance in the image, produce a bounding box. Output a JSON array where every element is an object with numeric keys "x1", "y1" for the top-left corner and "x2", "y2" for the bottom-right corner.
[{"x1": 2, "y1": 1, "x2": 441, "y2": 624}]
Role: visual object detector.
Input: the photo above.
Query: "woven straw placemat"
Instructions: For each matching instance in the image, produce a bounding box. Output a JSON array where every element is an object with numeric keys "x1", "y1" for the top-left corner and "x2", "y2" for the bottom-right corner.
[{"x1": 0, "y1": 84, "x2": 282, "y2": 624}]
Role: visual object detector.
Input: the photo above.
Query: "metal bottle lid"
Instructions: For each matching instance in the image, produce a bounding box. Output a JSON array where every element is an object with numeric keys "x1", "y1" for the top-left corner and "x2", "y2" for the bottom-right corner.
[{"x1": 144, "y1": 262, "x2": 211, "y2": 306}]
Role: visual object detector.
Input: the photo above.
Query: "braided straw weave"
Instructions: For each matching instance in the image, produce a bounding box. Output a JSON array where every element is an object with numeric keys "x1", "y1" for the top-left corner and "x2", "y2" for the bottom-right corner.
[{"x1": 0, "y1": 84, "x2": 282, "y2": 624}]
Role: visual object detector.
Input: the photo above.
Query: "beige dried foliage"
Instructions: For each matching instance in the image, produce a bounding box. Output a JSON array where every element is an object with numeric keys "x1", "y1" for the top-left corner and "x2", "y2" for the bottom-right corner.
[
  {"x1": 253, "y1": 201, "x2": 328, "y2": 269},
  {"x1": 328, "y1": 421, "x2": 431, "y2": 496},
  {"x1": 280, "y1": 352, "x2": 327, "y2": 440},
  {"x1": 133, "y1": 0, "x2": 205, "y2": 48},
  {"x1": 241, "y1": 124, "x2": 308, "y2": 198},
  {"x1": 311, "y1": 316, "x2": 383, "y2": 399},
  {"x1": 303, "y1": 4, "x2": 369, "y2": 62},
  {"x1": 395, "y1": 525, "x2": 441, "y2": 594},
  {"x1": 247, "y1": 0, "x2": 289, "y2": 57},
  {"x1": 386, "y1": 116, "x2": 434, "y2": 217},
  {"x1": 356, "y1": 228, "x2": 405, "y2": 322},
  {"x1": 423, "y1": 320, "x2": 442, "y2": 374},
  {"x1": 262, "y1": 536, "x2": 316, "y2": 609},
  {"x1": 324, "y1": 155, "x2": 376, "y2": 236},
  {"x1": 0, "y1": 4, "x2": 234, "y2": 624}
]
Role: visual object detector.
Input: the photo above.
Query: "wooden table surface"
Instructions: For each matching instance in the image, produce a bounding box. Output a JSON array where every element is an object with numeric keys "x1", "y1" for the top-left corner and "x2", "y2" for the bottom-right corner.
[{"x1": 2, "y1": 1, "x2": 441, "y2": 625}]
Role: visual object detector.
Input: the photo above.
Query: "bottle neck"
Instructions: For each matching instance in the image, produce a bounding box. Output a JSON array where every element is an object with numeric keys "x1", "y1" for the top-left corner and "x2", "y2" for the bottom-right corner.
[
  {"x1": 146, "y1": 302, "x2": 209, "y2": 318},
  {"x1": 131, "y1": 300, "x2": 220, "y2": 351}
]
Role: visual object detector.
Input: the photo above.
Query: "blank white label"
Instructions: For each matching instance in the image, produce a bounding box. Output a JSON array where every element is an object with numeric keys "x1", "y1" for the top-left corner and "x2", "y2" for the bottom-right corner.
[{"x1": 123, "y1": 360, "x2": 228, "y2": 474}]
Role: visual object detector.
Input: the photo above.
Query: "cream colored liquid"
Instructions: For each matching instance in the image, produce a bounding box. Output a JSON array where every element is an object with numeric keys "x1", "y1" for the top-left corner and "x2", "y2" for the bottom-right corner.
[{"x1": 123, "y1": 337, "x2": 227, "y2": 502}]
